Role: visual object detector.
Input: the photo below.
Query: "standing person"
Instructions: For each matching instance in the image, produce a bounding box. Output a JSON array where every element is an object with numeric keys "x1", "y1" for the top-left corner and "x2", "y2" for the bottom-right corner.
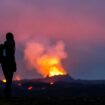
[{"x1": 1, "y1": 32, "x2": 16, "y2": 97}]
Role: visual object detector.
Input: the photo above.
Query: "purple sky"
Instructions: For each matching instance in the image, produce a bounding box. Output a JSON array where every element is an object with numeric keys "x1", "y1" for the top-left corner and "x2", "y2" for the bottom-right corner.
[{"x1": 0, "y1": 0, "x2": 105, "y2": 80}]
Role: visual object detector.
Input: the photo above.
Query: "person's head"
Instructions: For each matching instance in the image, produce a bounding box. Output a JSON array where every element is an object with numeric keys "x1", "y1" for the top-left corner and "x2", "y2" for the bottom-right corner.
[{"x1": 6, "y1": 32, "x2": 14, "y2": 41}]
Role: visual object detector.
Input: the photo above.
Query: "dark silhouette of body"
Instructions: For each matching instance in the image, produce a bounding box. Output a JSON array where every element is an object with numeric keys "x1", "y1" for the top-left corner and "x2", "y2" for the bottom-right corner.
[{"x1": 1, "y1": 32, "x2": 16, "y2": 97}]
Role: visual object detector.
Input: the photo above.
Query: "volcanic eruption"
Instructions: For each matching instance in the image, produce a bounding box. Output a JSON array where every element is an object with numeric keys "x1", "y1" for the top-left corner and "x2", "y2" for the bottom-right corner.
[{"x1": 24, "y1": 40, "x2": 68, "y2": 78}]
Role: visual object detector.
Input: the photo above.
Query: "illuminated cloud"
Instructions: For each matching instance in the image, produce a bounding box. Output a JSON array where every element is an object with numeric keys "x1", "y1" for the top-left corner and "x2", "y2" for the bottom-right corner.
[{"x1": 0, "y1": 0, "x2": 105, "y2": 79}]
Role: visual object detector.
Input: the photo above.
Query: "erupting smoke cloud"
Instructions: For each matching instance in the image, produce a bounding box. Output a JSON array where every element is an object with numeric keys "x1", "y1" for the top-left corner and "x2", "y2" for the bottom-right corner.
[{"x1": 24, "y1": 39, "x2": 67, "y2": 77}]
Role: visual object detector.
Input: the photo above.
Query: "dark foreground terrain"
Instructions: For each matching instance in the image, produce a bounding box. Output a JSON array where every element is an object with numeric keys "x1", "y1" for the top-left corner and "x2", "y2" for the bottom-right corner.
[
  {"x1": 0, "y1": 96, "x2": 105, "y2": 105},
  {"x1": 0, "y1": 76, "x2": 105, "y2": 105}
]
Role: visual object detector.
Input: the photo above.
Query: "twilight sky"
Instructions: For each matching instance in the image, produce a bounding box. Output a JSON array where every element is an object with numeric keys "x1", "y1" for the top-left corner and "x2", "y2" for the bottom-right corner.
[{"x1": 0, "y1": 0, "x2": 105, "y2": 80}]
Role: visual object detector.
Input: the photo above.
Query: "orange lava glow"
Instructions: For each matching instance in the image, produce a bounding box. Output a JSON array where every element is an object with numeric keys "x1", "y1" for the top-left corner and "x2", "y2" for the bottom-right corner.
[
  {"x1": 28, "y1": 86, "x2": 33, "y2": 90},
  {"x1": 15, "y1": 75, "x2": 21, "y2": 81},
  {"x1": 36, "y1": 56, "x2": 67, "y2": 77}
]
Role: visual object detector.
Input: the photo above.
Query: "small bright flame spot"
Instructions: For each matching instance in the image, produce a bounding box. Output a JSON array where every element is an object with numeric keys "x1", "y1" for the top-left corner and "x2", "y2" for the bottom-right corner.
[
  {"x1": 50, "y1": 82, "x2": 54, "y2": 85},
  {"x1": 2, "y1": 79, "x2": 6, "y2": 83},
  {"x1": 28, "y1": 86, "x2": 33, "y2": 90}
]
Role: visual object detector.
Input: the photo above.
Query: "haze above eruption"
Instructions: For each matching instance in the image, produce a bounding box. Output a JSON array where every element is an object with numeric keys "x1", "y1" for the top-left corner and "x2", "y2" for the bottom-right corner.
[{"x1": 24, "y1": 39, "x2": 67, "y2": 77}]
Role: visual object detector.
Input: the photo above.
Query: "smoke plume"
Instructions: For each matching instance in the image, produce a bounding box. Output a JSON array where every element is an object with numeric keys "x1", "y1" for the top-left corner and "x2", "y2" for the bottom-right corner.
[{"x1": 24, "y1": 39, "x2": 67, "y2": 77}]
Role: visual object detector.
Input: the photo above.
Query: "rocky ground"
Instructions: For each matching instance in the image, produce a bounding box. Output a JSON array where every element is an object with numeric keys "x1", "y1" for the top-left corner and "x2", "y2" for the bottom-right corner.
[
  {"x1": 0, "y1": 96, "x2": 105, "y2": 105},
  {"x1": 0, "y1": 78, "x2": 105, "y2": 105}
]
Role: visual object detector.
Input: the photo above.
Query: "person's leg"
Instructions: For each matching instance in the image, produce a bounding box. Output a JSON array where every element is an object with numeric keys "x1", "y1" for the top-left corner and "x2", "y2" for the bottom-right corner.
[
  {"x1": 3, "y1": 71, "x2": 9, "y2": 97},
  {"x1": 4, "y1": 72, "x2": 14, "y2": 97}
]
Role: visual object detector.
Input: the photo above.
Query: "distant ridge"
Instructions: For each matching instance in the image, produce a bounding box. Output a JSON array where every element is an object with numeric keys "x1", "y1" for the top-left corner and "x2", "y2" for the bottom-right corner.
[
  {"x1": 16, "y1": 75, "x2": 74, "y2": 83},
  {"x1": 44, "y1": 75, "x2": 74, "y2": 83}
]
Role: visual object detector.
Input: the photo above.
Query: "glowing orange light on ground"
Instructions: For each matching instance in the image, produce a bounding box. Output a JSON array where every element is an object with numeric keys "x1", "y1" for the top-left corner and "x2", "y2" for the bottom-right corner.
[
  {"x1": 50, "y1": 82, "x2": 54, "y2": 85},
  {"x1": 28, "y1": 86, "x2": 33, "y2": 90}
]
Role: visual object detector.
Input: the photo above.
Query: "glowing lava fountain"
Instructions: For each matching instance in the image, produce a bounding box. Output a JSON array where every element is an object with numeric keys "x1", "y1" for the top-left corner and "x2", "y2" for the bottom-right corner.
[
  {"x1": 36, "y1": 56, "x2": 67, "y2": 77},
  {"x1": 24, "y1": 41, "x2": 68, "y2": 77}
]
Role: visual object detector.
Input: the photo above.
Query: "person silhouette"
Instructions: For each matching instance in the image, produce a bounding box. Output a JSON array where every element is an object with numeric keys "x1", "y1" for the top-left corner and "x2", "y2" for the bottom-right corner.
[{"x1": 1, "y1": 32, "x2": 16, "y2": 97}]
